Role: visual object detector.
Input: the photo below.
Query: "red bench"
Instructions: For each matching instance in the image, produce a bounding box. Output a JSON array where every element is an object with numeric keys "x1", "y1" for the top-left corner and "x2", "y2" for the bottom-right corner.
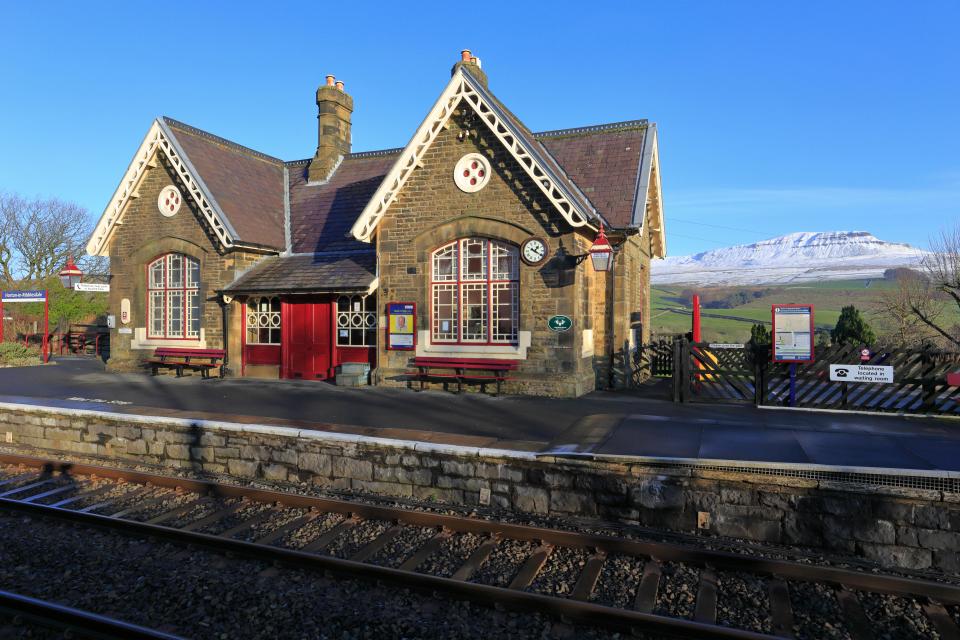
[
  {"x1": 410, "y1": 357, "x2": 518, "y2": 395},
  {"x1": 148, "y1": 348, "x2": 225, "y2": 379}
]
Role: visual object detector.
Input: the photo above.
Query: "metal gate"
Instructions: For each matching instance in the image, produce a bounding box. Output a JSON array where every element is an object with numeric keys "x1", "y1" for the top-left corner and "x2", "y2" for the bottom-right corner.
[{"x1": 674, "y1": 341, "x2": 757, "y2": 404}]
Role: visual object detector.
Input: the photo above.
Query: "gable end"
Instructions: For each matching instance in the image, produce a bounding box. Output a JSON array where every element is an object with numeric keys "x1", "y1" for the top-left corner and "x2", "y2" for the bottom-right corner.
[
  {"x1": 87, "y1": 119, "x2": 239, "y2": 257},
  {"x1": 350, "y1": 69, "x2": 598, "y2": 243}
]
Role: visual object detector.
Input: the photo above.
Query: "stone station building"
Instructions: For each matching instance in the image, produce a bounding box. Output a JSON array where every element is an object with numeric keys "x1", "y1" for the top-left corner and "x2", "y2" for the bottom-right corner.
[{"x1": 87, "y1": 51, "x2": 666, "y2": 397}]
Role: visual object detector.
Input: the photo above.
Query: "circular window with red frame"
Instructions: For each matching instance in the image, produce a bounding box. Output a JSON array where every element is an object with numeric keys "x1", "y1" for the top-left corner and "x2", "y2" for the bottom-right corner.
[
  {"x1": 158, "y1": 185, "x2": 183, "y2": 217},
  {"x1": 453, "y1": 153, "x2": 491, "y2": 193}
]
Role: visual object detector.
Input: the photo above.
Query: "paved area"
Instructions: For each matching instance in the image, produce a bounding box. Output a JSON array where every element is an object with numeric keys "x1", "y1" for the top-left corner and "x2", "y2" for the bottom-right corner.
[{"x1": 2, "y1": 358, "x2": 959, "y2": 473}]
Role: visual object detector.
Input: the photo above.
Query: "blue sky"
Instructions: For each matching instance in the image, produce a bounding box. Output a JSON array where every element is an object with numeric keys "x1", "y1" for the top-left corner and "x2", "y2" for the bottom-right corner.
[{"x1": 1, "y1": 1, "x2": 957, "y2": 256}]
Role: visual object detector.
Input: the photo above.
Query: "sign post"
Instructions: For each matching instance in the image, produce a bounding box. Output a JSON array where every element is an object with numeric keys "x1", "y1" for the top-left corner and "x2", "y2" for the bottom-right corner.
[
  {"x1": 0, "y1": 290, "x2": 50, "y2": 363},
  {"x1": 772, "y1": 305, "x2": 814, "y2": 406}
]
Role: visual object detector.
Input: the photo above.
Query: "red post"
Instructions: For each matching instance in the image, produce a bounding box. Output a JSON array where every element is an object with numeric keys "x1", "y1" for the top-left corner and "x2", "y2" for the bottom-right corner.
[
  {"x1": 692, "y1": 294, "x2": 702, "y2": 342},
  {"x1": 42, "y1": 290, "x2": 49, "y2": 363}
]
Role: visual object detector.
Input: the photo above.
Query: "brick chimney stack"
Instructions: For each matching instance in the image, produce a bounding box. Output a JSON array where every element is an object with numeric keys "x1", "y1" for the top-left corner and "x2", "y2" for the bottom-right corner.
[
  {"x1": 308, "y1": 74, "x2": 353, "y2": 183},
  {"x1": 451, "y1": 49, "x2": 488, "y2": 87}
]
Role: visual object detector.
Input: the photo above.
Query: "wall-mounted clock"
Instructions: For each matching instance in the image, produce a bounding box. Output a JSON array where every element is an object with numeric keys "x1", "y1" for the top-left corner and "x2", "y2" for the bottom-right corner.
[{"x1": 521, "y1": 237, "x2": 549, "y2": 266}]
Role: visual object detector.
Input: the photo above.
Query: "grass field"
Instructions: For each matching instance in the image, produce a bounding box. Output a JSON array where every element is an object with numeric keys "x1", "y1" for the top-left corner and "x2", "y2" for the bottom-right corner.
[{"x1": 650, "y1": 278, "x2": 960, "y2": 343}]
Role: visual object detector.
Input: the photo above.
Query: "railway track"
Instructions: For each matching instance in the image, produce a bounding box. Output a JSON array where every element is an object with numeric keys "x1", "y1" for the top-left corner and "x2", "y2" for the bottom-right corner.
[
  {"x1": 0, "y1": 452, "x2": 958, "y2": 640},
  {"x1": 0, "y1": 588, "x2": 186, "y2": 639}
]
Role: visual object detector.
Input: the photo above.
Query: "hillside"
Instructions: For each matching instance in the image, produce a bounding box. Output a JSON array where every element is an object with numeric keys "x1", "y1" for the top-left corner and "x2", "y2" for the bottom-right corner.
[
  {"x1": 652, "y1": 231, "x2": 928, "y2": 286},
  {"x1": 650, "y1": 278, "x2": 960, "y2": 343}
]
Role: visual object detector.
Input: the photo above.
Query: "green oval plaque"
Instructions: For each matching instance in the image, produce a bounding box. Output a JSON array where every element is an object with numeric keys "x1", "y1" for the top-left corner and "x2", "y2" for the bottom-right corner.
[{"x1": 548, "y1": 315, "x2": 572, "y2": 332}]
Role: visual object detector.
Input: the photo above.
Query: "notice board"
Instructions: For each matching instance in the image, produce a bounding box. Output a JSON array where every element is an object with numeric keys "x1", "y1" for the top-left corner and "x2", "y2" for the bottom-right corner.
[
  {"x1": 772, "y1": 304, "x2": 814, "y2": 363},
  {"x1": 387, "y1": 302, "x2": 415, "y2": 350}
]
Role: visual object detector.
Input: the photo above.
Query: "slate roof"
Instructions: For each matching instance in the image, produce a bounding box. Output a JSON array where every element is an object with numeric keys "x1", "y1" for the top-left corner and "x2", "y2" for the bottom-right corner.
[
  {"x1": 286, "y1": 151, "x2": 399, "y2": 254},
  {"x1": 224, "y1": 252, "x2": 376, "y2": 294},
  {"x1": 154, "y1": 80, "x2": 658, "y2": 294},
  {"x1": 536, "y1": 122, "x2": 649, "y2": 229},
  {"x1": 162, "y1": 117, "x2": 286, "y2": 250}
]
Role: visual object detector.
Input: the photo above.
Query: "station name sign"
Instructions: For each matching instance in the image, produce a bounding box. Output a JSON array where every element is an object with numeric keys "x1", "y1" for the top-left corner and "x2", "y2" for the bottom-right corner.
[
  {"x1": 1, "y1": 290, "x2": 47, "y2": 303},
  {"x1": 828, "y1": 364, "x2": 894, "y2": 384}
]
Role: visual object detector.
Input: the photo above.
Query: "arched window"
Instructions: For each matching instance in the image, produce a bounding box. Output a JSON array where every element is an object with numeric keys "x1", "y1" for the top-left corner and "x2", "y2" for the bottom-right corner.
[
  {"x1": 246, "y1": 296, "x2": 281, "y2": 345},
  {"x1": 147, "y1": 253, "x2": 200, "y2": 339},
  {"x1": 431, "y1": 238, "x2": 519, "y2": 344},
  {"x1": 337, "y1": 295, "x2": 376, "y2": 346}
]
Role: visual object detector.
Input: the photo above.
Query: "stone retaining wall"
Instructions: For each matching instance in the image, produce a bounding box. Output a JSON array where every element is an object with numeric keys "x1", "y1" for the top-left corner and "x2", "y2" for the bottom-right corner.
[{"x1": 2, "y1": 401, "x2": 958, "y2": 573}]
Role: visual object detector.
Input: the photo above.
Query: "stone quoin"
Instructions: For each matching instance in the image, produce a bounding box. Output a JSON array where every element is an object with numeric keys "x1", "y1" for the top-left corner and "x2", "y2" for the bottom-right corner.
[{"x1": 87, "y1": 51, "x2": 666, "y2": 397}]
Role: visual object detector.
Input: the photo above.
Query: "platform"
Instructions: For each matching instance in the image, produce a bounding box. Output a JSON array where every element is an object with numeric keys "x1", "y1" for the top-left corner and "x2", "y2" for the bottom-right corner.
[{"x1": 2, "y1": 357, "x2": 959, "y2": 475}]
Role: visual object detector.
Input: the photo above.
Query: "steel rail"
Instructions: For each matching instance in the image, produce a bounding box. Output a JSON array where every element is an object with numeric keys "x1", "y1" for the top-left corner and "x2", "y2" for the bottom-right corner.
[
  {"x1": 2, "y1": 452, "x2": 959, "y2": 639},
  {"x1": 0, "y1": 589, "x2": 187, "y2": 640}
]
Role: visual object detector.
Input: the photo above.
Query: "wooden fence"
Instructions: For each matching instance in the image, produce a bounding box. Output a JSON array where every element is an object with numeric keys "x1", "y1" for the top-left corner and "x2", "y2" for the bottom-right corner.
[{"x1": 669, "y1": 339, "x2": 960, "y2": 416}]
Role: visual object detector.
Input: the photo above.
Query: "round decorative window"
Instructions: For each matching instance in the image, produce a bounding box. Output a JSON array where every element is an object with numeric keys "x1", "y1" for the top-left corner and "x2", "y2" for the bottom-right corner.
[
  {"x1": 158, "y1": 185, "x2": 182, "y2": 217},
  {"x1": 453, "y1": 153, "x2": 491, "y2": 193}
]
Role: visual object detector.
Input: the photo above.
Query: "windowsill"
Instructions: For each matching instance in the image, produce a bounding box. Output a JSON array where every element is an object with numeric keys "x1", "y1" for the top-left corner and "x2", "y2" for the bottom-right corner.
[
  {"x1": 130, "y1": 327, "x2": 206, "y2": 350},
  {"x1": 415, "y1": 330, "x2": 531, "y2": 360}
]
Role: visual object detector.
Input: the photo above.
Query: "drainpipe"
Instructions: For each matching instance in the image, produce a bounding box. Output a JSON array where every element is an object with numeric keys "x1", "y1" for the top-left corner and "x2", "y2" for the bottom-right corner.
[
  {"x1": 607, "y1": 249, "x2": 617, "y2": 390},
  {"x1": 219, "y1": 293, "x2": 230, "y2": 376}
]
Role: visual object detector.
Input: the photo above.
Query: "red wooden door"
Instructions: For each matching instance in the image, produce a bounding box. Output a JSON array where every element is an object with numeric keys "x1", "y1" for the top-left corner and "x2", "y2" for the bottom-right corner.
[{"x1": 283, "y1": 300, "x2": 332, "y2": 379}]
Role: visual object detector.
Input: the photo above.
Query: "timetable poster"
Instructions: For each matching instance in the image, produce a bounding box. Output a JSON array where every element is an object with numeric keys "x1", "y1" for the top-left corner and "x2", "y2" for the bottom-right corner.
[{"x1": 387, "y1": 302, "x2": 415, "y2": 350}]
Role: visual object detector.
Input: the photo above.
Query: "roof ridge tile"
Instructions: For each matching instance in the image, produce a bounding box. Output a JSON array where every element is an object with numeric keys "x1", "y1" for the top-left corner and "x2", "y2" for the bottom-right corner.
[
  {"x1": 534, "y1": 120, "x2": 649, "y2": 139},
  {"x1": 161, "y1": 116, "x2": 285, "y2": 165}
]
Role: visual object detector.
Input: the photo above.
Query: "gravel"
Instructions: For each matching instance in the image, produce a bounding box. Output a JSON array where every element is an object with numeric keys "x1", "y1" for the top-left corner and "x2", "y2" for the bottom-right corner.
[
  {"x1": 716, "y1": 570, "x2": 771, "y2": 634},
  {"x1": 653, "y1": 562, "x2": 697, "y2": 619},
  {"x1": 788, "y1": 580, "x2": 851, "y2": 640},
  {"x1": 470, "y1": 539, "x2": 538, "y2": 588},
  {"x1": 324, "y1": 519, "x2": 390, "y2": 560},
  {"x1": 528, "y1": 547, "x2": 588, "y2": 597},
  {"x1": 369, "y1": 526, "x2": 436, "y2": 568},
  {"x1": 0, "y1": 509, "x2": 641, "y2": 640},
  {"x1": 282, "y1": 511, "x2": 345, "y2": 549},
  {"x1": 590, "y1": 554, "x2": 643, "y2": 609},
  {"x1": 0, "y1": 614, "x2": 62, "y2": 640},
  {"x1": 858, "y1": 591, "x2": 941, "y2": 640},
  {"x1": 416, "y1": 532, "x2": 485, "y2": 577}
]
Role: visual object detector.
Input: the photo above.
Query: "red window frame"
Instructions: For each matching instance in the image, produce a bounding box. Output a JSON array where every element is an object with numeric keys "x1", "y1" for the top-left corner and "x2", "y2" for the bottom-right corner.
[
  {"x1": 146, "y1": 253, "x2": 200, "y2": 340},
  {"x1": 429, "y1": 238, "x2": 519, "y2": 346}
]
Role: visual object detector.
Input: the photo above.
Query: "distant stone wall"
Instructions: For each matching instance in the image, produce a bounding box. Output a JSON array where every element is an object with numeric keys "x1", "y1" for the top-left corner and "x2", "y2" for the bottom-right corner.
[{"x1": 1, "y1": 401, "x2": 958, "y2": 573}]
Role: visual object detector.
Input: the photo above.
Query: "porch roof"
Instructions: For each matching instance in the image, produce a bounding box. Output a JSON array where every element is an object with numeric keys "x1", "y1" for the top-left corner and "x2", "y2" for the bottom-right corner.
[{"x1": 223, "y1": 252, "x2": 376, "y2": 295}]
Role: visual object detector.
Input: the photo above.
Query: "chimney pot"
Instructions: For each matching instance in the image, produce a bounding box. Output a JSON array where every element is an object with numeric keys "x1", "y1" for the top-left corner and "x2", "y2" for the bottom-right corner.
[
  {"x1": 461, "y1": 49, "x2": 472, "y2": 62},
  {"x1": 325, "y1": 75, "x2": 336, "y2": 86},
  {"x1": 335, "y1": 80, "x2": 344, "y2": 92}
]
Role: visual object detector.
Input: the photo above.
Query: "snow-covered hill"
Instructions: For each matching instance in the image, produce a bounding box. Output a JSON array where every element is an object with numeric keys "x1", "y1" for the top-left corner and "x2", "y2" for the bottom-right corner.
[{"x1": 652, "y1": 231, "x2": 929, "y2": 286}]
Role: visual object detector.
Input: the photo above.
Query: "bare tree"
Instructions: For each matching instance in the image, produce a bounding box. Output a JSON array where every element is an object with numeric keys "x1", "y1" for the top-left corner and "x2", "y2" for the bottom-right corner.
[
  {"x1": 873, "y1": 270, "x2": 944, "y2": 347},
  {"x1": 911, "y1": 225, "x2": 960, "y2": 349},
  {"x1": 0, "y1": 192, "x2": 105, "y2": 283},
  {"x1": 0, "y1": 192, "x2": 23, "y2": 283}
]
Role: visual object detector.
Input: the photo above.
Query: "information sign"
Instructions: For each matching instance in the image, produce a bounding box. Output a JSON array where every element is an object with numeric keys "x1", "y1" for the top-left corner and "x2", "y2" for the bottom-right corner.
[
  {"x1": 74, "y1": 283, "x2": 110, "y2": 292},
  {"x1": 386, "y1": 302, "x2": 415, "y2": 350},
  {"x1": 547, "y1": 315, "x2": 572, "y2": 332},
  {"x1": 829, "y1": 364, "x2": 894, "y2": 384},
  {"x1": 772, "y1": 305, "x2": 814, "y2": 363},
  {"x1": 1, "y1": 290, "x2": 47, "y2": 302}
]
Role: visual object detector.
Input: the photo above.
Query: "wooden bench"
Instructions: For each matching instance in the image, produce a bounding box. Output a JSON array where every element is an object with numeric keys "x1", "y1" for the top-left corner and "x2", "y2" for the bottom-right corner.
[
  {"x1": 410, "y1": 357, "x2": 518, "y2": 395},
  {"x1": 148, "y1": 348, "x2": 225, "y2": 379}
]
